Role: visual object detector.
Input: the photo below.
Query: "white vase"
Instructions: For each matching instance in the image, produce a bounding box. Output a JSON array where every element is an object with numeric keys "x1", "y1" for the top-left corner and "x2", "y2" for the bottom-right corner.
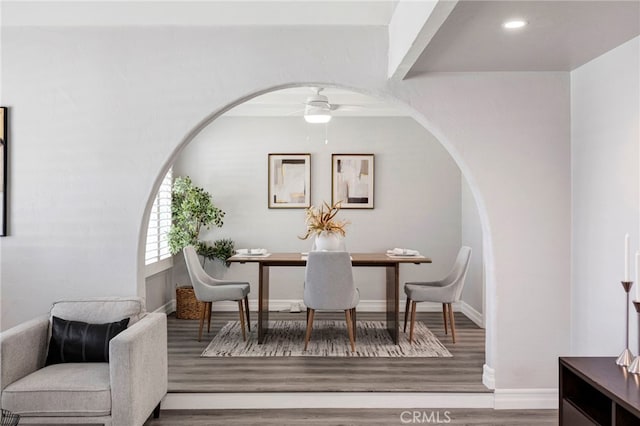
[{"x1": 314, "y1": 232, "x2": 341, "y2": 251}]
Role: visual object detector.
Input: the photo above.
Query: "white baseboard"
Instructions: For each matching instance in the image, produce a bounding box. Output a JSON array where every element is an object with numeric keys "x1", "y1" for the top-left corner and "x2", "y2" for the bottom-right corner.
[
  {"x1": 163, "y1": 390, "x2": 558, "y2": 411},
  {"x1": 154, "y1": 299, "x2": 176, "y2": 315},
  {"x1": 187, "y1": 298, "x2": 484, "y2": 320},
  {"x1": 482, "y1": 364, "x2": 495, "y2": 390},
  {"x1": 162, "y1": 392, "x2": 495, "y2": 410},
  {"x1": 493, "y1": 389, "x2": 558, "y2": 409},
  {"x1": 460, "y1": 302, "x2": 484, "y2": 328}
]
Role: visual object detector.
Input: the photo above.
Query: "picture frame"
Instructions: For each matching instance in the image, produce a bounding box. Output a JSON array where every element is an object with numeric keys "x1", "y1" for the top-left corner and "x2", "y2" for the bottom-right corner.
[
  {"x1": 0, "y1": 107, "x2": 6, "y2": 236},
  {"x1": 268, "y1": 153, "x2": 311, "y2": 209},
  {"x1": 332, "y1": 153, "x2": 374, "y2": 209}
]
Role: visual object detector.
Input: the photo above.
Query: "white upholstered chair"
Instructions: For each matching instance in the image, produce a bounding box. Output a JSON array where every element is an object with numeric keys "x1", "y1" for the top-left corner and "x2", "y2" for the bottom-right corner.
[
  {"x1": 303, "y1": 251, "x2": 359, "y2": 352},
  {"x1": 403, "y1": 246, "x2": 472, "y2": 344},
  {"x1": 183, "y1": 245, "x2": 251, "y2": 341},
  {"x1": 0, "y1": 297, "x2": 167, "y2": 425}
]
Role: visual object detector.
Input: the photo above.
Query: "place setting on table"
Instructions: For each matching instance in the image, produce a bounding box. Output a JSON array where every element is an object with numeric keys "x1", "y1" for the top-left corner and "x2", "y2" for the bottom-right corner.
[
  {"x1": 385, "y1": 247, "x2": 426, "y2": 259},
  {"x1": 231, "y1": 248, "x2": 271, "y2": 258}
]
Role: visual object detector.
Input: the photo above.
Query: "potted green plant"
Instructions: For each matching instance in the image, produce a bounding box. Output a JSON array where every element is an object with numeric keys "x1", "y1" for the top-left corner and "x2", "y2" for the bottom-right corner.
[{"x1": 168, "y1": 176, "x2": 235, "y2": 264}]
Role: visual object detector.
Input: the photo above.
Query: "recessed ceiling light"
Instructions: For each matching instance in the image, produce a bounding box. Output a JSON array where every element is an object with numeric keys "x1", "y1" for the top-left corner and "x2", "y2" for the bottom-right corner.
[{"x1": 503, "y1": 19, "x2": 527, "y2": 29}]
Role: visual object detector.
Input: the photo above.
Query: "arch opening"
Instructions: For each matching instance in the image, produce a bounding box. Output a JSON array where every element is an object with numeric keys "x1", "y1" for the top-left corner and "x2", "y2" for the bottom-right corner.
[{"x1": 137, "y1": 82, "x2": 497, "y2": 389}]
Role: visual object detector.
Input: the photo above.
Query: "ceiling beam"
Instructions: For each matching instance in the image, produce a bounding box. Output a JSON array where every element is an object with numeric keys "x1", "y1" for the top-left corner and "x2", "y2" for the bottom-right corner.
[{"x1": 388, "y1": 0, "x2": 458, "y2": 81}]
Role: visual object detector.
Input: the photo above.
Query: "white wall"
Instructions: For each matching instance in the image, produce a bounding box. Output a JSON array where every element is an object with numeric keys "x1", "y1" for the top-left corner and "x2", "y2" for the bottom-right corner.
[
  {"x1": 170, "y1": 116, "x2": 462, "y2": 304},
  {"x1": 145, "y1": 269, "x2": 173, "y2": 313},
  {"x1": 399, "y1": 72, "x2": 571, "y2": 390},
  {"x1": 0, "y1": 25, "x2": 387, "y2": 330},
  {"x1": 461, "y1": 179, "x2": 484, "y2": 317},
  {"x1": 0, "y1": 24, "x2": 571, "y2": 391},
  {"x1": 571, "y1": 36, "x2": 640, "y2": 355}
]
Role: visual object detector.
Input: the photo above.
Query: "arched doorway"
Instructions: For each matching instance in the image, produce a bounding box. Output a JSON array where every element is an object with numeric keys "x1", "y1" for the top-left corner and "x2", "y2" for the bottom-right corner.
[{"x1": 138, "y1": 83, "x2": 496, "y2": 393}]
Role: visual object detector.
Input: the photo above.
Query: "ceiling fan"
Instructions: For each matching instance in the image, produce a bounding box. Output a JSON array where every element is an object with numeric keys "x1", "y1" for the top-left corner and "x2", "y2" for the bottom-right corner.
[
  {"x1": 304, "y1": 88, "x2": 335, "y2": 124},
  {"x1": 302, "y1": 88, "x2": 363, "y2": 124}
]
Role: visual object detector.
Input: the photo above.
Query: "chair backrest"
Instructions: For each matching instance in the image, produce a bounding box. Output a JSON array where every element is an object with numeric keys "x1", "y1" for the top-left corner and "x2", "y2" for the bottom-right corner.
[
  {"x1": 304, "y1": 251, "x2": 357, "y2": 310},
  {"x1": 443, "y1": 246, "x2": 472, "y2": 301},
  {"x1": 183, "y1": 245, "x2": 217, "y2": 301},
  {"x1": 50, "y1": 297, "x2": 145, "y2": 325}
]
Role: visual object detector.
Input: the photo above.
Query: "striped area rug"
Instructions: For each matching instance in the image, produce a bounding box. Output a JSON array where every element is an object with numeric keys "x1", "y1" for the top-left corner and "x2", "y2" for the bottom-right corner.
[{"x1": 201, "y1": 320, "x2": 452, "y2": 357}]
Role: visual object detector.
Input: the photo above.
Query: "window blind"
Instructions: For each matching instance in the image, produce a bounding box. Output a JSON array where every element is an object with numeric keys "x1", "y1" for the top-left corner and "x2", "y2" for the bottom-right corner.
[{"x1": 145, "y1": 168, "x2": 172, "y2": 265}]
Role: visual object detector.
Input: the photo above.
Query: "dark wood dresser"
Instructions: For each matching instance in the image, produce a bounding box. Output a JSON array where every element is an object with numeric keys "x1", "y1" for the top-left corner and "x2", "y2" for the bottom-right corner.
[{"x1": 560, "y1": 357, "x2": 640, "y2": 425}]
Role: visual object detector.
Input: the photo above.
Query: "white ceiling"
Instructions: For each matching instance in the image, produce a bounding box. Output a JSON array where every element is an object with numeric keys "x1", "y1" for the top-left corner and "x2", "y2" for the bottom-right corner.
[{"x1": 409, "y1": 0, "x2": 640, "y2": 74}]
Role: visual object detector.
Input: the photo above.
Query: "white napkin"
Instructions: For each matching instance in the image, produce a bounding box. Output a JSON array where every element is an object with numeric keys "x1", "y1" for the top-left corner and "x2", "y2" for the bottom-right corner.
[
  {"x1": 387, "y1": 248, "x2": 420, "y2": 256},
  {"x1": 236, "y1": 248, "x2": 268, "y2": 255}
]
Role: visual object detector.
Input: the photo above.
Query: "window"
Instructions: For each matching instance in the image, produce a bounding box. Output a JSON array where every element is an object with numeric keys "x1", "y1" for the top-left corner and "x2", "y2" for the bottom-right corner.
[{"x1": 145, "y1": 168, "x2": 172, "y2": 269}]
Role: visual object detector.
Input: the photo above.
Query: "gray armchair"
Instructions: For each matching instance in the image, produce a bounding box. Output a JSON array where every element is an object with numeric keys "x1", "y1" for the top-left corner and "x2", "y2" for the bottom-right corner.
[
  {"x1": 303, "y1": 251, "x2": 359, "y2": 352},
  {"x1": 183, "y1": 245, "x2": 251, "y2": 342},
  {"x1": 0, "y1": 297, "x2": 167, "y2": 425},
  {"x1": 404, "y1": 246, "x2": 472, "y2": 344}
]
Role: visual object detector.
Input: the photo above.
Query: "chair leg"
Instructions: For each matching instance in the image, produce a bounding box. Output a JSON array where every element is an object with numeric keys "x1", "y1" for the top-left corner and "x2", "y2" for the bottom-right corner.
[
  {"x1": 442, "y1": 303, "x2": 448, "y2": 335},
  {"x1": 304, "y1": 309, "x2": 315, "y2": 351},
  {"x1": 207, "y1": 302, "x2": 212, "y2": 333},
  {"x1": 409, "y1": 301, "x2": 417, "y2": 344},
  {"x1": 345, "y1": 309, "x2": 356, "y2": 352},
  {"x1": 153, "y1": 402, "x2": 161, "y2": 419},
  {"x1": 404, "y1": 298, "x2": 411, "y2": 333},
  {"x1": 244, "y1": 296, "x2": 251, "y2": 331},
  {"x1": 448, "y1": 303, "x2": 457, "y2": 344},
  {"x1": 238, "y1": 300, "x2": 247, "y2": 341},
  {"x1": 198, "y1": 301, "x2": 206, "y2": 342},
  {"x1": 351, "y1": 307, "x2": 357, "y2": 341}
]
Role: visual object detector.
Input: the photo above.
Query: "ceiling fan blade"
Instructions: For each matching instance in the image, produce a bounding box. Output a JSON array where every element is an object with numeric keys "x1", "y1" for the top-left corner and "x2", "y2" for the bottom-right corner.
[{"x1": 331, "y1": 104, "x2": 365, "y2": 112}]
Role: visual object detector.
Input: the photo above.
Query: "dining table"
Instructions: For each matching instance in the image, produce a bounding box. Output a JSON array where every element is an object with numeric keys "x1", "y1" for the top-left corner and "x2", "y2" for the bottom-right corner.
[{"x1": 227, "y1": 252, "x2": 432, "y2": 344}]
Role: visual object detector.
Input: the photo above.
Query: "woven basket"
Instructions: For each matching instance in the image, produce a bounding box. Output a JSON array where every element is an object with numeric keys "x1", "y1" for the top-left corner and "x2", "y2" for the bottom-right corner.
[{"x1": 176, "y1": 286, "x2": 204, "y2": 320}]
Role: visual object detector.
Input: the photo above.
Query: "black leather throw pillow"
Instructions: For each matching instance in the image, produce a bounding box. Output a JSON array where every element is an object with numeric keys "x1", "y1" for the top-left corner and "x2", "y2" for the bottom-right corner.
[{"x1": 46, "y1": 316, "x2": 130, "y2": 365}]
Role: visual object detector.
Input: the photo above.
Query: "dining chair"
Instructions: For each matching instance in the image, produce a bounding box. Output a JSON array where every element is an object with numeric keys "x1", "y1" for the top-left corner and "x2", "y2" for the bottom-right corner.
[
  {"x1": 183, "y1": 246, "x2": 251, "y2": 342},
  {"x1": 403, "y1": 246, "x2": 472, "y2": 344},
  {"x1": 303, "y1": 251, "x2": 359, "y2": 352}
]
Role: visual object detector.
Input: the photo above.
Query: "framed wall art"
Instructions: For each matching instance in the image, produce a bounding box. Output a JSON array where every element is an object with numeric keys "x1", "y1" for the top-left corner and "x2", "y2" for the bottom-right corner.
[
  {"x1": 332, "y1": 153, "x2": 374, "y2": 209},
  {"x1": 0, "y1": 107, "x2": 6, "y2": 236},
  {"x1": 268, "y1": 153, "x2": 311, "y2": 209}
]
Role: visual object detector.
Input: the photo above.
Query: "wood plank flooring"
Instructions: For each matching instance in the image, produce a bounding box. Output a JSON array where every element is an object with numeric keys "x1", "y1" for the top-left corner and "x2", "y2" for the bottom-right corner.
[
  {"x1": 144, "y1": 408, "x2": 558, "y2": 425},
  {"x1": 168, "y1": 310, "x2": 487, "y2": 393}
]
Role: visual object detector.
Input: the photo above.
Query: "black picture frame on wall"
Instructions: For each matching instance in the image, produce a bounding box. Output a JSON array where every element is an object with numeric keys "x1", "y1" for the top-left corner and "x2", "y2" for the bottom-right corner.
[{"x1": 1, "y1": 107, "x2": 7, "y2": 236}]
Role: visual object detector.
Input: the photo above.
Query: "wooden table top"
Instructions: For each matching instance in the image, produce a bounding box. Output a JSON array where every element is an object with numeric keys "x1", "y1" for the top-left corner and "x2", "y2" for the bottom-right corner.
[{"x1": 228, "y1": 252, "x2": 432, "y2": 266}]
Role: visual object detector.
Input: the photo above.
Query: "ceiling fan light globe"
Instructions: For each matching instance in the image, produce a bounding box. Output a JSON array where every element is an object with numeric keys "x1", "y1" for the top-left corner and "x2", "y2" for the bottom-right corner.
[
  {"x1": 304, "y1": 113, "x2": 332, "y2": 124},
  {"x1": 304, "y1": 103, "x2": 332, "y2": 123}
]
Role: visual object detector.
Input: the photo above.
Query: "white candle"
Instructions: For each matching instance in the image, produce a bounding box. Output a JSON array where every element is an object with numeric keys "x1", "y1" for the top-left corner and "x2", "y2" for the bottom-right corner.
[
  {"x1": 636, "y1": 251, "x2": 639, "y2": 300},
  {"x1": 625, "y1": 233, "x2": 630, "y2": 281}
]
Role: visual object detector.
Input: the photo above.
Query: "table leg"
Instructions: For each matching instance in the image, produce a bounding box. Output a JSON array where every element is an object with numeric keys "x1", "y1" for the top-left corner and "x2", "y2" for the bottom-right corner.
[
  {"x1": 386, "y1": 264, "x2": 399, "y2": 344},
  {"x1": 258, "y1": 264, "x2": 270, "y2": 344}
]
